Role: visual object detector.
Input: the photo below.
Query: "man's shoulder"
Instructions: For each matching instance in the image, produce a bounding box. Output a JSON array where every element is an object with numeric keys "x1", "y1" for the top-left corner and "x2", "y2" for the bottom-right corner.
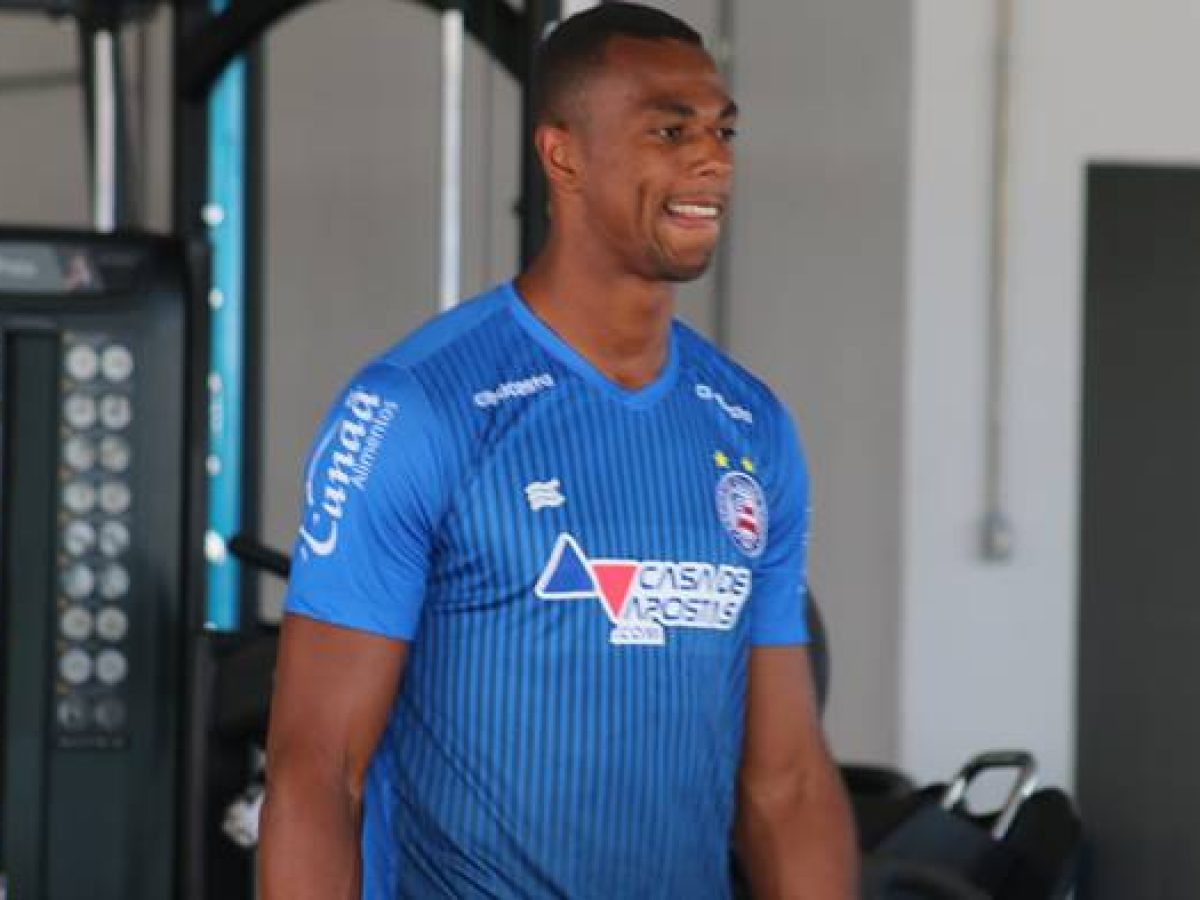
[
  {"x1": 327, "y1": 284, "x2": 521, "y2": 445},
  {"x1": 375, "y1": 283, "x2": 515, "y2": 374},
  {"x1": 674, "y1": 320, "x2": 791, "y2": 426}
]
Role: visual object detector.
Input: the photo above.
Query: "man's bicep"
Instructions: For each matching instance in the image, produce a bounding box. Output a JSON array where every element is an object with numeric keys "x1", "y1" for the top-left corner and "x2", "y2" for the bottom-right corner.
[
  {"x1": 741, "y1": 644, "x2": 827, "y2": 778},
  {"x1": 268, "y1": 613, "x2": 409, "y2": 786}
]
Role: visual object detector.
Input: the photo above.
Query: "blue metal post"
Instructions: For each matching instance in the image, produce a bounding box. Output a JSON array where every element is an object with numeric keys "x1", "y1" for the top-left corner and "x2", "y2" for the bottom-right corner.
[{"x1": 203, "y1": 0, "x2": 246, "y2": 630}]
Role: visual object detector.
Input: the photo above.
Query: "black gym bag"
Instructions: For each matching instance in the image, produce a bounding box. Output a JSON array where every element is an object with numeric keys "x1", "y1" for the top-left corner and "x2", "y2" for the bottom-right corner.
[{"x1": 861, "y1": 751, "x2": 1084, "y2": 900}]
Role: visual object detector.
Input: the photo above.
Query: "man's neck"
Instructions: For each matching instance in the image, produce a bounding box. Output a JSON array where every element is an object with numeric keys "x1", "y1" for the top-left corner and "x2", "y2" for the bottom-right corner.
[{"x1": 514, "y1": 242, "x2": 675, "y2": 392}]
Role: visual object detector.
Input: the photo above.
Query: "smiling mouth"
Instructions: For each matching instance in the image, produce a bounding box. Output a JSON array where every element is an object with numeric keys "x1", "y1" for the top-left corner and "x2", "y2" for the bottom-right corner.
[{"x1": 663, "y1": 199, "x2": 725, "y2": 228}]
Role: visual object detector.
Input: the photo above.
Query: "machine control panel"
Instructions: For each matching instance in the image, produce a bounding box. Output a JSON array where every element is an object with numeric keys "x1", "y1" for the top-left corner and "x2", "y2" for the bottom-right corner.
[
  {"x1": 54, "y1": 332, "x2": 137, "y2": 749},
  {"x1": 0, "y1": 227, "x2": 196, "y2": 900}
]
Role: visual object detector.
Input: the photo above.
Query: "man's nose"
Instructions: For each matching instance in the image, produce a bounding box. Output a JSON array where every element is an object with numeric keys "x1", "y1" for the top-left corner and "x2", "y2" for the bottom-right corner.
[{"x1": 691, "y1": 130, "x2": 734, "y2": 180}]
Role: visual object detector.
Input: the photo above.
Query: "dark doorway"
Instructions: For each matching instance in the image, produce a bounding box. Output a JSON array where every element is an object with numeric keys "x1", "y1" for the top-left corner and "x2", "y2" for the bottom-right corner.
[{"x1": 1079, "y1": 164, "x2": 1200, "y2": 898}]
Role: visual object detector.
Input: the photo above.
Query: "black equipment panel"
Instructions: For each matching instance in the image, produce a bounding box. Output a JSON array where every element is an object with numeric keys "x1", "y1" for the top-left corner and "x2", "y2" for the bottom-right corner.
[{"x1": 0, "y1": 228, "x2": 199, "y2": 899}]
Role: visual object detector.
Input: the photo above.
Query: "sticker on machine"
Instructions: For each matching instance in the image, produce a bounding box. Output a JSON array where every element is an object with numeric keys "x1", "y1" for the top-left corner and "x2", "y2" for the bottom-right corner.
[{"x1": 715, "y1": 471, "x2": 768, "y2": 558}]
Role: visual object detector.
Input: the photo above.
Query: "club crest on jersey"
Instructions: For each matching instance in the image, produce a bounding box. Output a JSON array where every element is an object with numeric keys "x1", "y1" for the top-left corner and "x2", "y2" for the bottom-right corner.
[
  {"x1": 715, "y1": 471, "x2": 768, "y2": 558},
  {"x1": 534, "y1": 534, "x2": 752, "y2": 647}
]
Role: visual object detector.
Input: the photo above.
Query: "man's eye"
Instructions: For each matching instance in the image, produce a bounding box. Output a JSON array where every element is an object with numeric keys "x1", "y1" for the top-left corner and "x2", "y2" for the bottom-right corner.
[
  {"x1": 655, "y1": 125, "x2": 685, "y2": 141},
  {"x1": 717, "y1": 126, "x2": 739, "y2": 142}
]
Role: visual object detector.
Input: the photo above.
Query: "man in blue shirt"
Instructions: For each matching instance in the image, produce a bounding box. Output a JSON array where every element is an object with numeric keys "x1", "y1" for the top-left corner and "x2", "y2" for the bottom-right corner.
[{"x1": 259, "y1": 4, "x2": 857, "y2": 897}]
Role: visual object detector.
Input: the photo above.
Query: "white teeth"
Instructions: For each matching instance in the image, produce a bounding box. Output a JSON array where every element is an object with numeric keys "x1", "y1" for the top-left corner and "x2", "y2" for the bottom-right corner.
[{"x1": 667, "y1": 202, "x2": 720, "y2": 219}]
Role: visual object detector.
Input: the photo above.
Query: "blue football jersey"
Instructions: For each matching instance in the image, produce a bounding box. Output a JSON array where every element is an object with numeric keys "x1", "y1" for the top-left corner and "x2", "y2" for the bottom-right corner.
[{"x1": 284, "y1": 282, "x2": 811, "y2": 899}]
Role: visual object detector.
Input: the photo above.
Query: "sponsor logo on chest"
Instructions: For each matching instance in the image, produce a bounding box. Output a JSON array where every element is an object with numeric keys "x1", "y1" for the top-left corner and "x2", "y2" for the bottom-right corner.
[{"x1": 534, "y1": 533, "x2": 752, "y2": 647}]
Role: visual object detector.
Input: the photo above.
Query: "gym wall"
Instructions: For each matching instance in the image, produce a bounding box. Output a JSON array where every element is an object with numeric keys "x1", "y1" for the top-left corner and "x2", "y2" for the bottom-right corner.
[{"x1": 902, "y1": 0, "x2": 1200, "y2": 789}]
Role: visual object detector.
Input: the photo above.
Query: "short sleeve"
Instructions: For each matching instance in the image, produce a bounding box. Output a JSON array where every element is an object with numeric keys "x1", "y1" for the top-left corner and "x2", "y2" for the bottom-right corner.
[
  {"x1": 283, "y1": 363, "x2": 445, "y2": 640},
  {"x1": 749, "y1": 405, "x2": 811, "y2": 646}
]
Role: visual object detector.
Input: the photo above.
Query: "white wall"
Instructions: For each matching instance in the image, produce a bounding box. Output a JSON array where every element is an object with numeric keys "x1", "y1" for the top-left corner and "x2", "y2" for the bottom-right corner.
[{"x1": 903, "y1": 0, "x2": 1200, "y2": 788}]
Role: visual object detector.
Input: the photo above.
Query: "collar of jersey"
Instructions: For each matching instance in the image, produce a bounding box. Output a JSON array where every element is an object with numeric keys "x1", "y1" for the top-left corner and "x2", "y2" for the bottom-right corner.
[{"x1": 503, "y1": 281, "x2": 679, "y2": 411}]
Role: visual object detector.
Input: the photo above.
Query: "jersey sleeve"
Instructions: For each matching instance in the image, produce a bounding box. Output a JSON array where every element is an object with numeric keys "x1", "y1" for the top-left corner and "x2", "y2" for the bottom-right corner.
[
  {"x1": 283, "y1": 362, "x2": 446, "y2": 640},
  {"x1": 749, "y1": 403, "x2": 811, "y2": 646}
]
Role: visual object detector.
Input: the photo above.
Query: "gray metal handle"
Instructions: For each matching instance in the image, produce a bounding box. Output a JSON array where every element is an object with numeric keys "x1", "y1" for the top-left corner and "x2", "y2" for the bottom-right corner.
[{"x1": 940, "y1": 749, "x2": 1038, "y2": 839}]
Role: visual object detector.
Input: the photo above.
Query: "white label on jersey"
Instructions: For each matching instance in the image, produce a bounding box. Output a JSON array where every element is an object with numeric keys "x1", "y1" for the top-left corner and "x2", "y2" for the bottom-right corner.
[
  {"x1": 298, "y1": 387, "x2": 399, "y2": 559},
  {"x1": 695, "y1": 383, "x2": 754, "y2": 425},
  {"x1": 525, "y1": 478, "x2": 566, "y2": 511},
  {"x1": 473, "y1": 373, "x2": 555, "y2": 409}
]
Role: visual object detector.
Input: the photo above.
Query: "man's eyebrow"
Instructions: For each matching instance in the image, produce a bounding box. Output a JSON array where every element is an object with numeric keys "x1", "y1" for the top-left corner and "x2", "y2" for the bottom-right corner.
[
  {"x1": 643, "y1": 98, "x2": 740, "y2": 118},
  {"x1": 645, "y1": 99, "x2": 697, "y2": 118}
]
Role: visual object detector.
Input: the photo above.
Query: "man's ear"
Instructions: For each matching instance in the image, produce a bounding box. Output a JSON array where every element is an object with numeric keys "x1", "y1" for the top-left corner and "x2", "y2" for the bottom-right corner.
[{"x1": 535, "y1": 123, "x2": 581, "y2": 194}]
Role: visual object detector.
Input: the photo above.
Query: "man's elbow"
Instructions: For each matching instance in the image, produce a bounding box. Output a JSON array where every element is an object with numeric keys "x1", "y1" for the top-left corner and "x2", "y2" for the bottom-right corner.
[
  {"x1": 262, "y1": 739, "x2": 365, "y2": 829},
  {"x1": 738, "y1": 759, "x2": 812, "y2": 823}
]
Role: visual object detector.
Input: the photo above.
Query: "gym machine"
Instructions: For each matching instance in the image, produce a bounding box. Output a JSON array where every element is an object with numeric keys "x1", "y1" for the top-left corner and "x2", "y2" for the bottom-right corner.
[
  {"x1": 0, "y1": 1, "x2": 558, "y2": 897},
  {"x1": 0, "y1": 229, "x2": 204, "y2": 897},
  {"x1": 0, "y1": 3, "x2": 203, "y2": 898}
]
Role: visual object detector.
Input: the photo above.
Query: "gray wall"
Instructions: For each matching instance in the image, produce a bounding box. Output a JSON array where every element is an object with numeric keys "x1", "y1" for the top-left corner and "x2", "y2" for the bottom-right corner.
[
  {"x1": 0, "y1": 17, "x2": 93, "y2": 226},
  {"x1": 728, "y1": 0, "x2": 911, "y2": 763},
  {"x1": 0, "y1": 11, "x2": 171, "y2": 230}
]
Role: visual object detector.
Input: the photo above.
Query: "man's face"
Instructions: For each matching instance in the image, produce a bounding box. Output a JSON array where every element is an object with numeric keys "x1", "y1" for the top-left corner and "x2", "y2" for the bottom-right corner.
[{"x1": 566, "y1": 37, "x2": 737, "y2": 283}]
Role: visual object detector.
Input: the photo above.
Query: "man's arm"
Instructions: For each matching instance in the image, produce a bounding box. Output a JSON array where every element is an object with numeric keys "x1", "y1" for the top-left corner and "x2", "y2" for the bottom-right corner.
[
  {"x1": 258, "y1": 614, "x2": 408, "y2": 900},
  {"x1": 735, "y1": 644, "x2": 858, "y2": 899}
]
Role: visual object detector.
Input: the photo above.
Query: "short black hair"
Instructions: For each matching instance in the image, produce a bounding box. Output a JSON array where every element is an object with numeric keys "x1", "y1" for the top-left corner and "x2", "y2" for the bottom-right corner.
[{"x1": 534, "y1": 2, "x2": 704, "y2": 125}]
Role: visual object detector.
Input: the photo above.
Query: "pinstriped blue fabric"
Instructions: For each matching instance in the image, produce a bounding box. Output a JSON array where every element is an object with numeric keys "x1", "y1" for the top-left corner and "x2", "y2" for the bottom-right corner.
[{"x1": 284, "y1": 282, "x2": 810, "y2": 899}]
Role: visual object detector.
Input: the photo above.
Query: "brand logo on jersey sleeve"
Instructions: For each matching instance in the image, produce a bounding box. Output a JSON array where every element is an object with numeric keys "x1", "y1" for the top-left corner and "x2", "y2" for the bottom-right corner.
[
  {"x1": 298, "y1": 387, "x2": 399, "y2": 559},
  {"x1": 716, "y1": 470, "x2": 768, "y2": 558},
  {"x1": 534, "y1": 534, "x2": 752, "y2": 646}
]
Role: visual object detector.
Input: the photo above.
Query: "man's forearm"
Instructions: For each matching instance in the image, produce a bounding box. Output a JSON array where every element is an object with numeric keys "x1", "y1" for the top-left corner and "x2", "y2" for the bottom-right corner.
[
  {"x1": 258, "y1": 762, "x2": 364, "y2": 900},
  {"x1": 735, "y1": 754, "x2": 858, "y2": 899}
]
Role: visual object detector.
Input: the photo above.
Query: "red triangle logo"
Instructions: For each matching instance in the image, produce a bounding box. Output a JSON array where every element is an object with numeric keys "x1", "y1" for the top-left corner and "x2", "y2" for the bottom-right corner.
[{"x1": 591, "y1": 563, "x2": 639, "y2": 621}]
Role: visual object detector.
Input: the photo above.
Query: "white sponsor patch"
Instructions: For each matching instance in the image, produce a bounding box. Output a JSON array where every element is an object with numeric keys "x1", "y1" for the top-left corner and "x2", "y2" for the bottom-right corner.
[
  {"x1": 535, "y1": 533, "x2": 753, "y2": 647},
  {"x1": 298, "y1": 387, "x2": 399, "y2": 558}
]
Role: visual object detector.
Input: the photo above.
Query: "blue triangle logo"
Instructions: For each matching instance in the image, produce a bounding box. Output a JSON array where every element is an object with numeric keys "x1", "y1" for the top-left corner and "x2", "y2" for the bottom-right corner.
[{"x1": 535, "y1": 534, "x2": 597, "y2": 599}]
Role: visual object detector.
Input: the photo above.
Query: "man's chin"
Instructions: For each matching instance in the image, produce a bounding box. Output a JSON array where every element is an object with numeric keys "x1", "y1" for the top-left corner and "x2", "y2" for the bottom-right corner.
[{"x1": 655, "y1": 250, "x2": 716, "y2": 283}]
